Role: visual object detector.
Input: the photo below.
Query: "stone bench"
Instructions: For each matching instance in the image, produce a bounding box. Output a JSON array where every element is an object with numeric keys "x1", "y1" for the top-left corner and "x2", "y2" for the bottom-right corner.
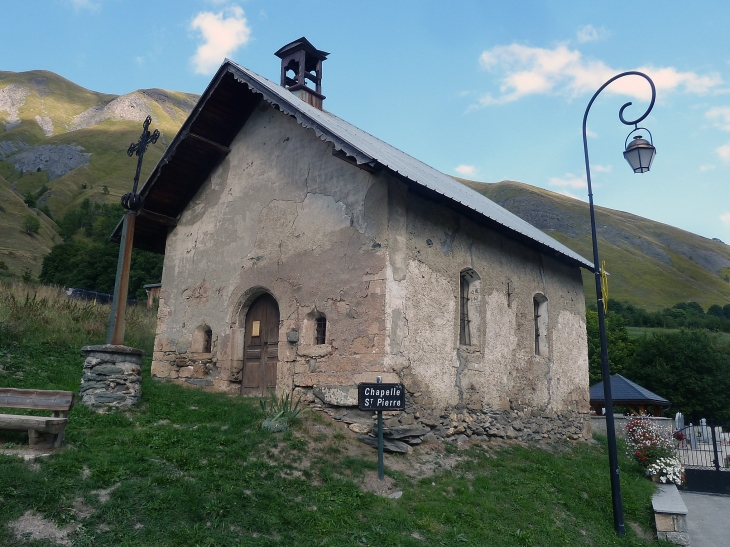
[
  {"x1": 0, "y1": 388, "x2": 75, "y2": 448},
  {"x1": 652, "y1": 483, "x2": 689, "y2": 545}
]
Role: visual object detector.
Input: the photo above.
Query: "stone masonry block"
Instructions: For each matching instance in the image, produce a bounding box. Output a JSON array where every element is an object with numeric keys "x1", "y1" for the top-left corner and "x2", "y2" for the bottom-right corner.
[
  {"x1": 656, "y1": 531, "x2": 690, "y2": 546},
  {"x1": 655, "y1": 513, "x2": 676, "y2": 532},
  {"x1": 313, "y1": 385, "x2": 358, "y2": 406},
  {"x1": 151, "y1": 361, "x2": 171, "y2": 378},
  {"x1": 178, "y1": 366, "x2": 194, "y2": 379}
]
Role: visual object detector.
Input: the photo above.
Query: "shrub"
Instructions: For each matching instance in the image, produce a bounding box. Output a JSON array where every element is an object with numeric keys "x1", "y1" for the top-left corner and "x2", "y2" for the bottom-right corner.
[
  {"x1": 23, "y1": 191, "x2": 37, "y2": 208},
  {"x1": 22, "y1": 214, "x2": 40, "y2": 236}
]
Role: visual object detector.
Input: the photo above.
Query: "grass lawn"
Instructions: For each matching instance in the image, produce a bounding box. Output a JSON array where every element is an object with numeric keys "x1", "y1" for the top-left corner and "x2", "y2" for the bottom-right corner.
[{"x1": 0, "y1": 283, "x2": 663, "y2": 546}]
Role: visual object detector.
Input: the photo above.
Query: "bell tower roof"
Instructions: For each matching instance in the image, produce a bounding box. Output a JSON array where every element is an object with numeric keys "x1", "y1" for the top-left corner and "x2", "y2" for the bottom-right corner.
[{"x1": 275, "y1": 37, "x2": 329, "y2": 110}]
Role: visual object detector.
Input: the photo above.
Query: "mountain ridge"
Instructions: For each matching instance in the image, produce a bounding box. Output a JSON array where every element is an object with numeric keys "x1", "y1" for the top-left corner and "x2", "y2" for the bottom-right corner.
[{"x1": 1, "y1": 70, "x2": 728, "y2": 311}]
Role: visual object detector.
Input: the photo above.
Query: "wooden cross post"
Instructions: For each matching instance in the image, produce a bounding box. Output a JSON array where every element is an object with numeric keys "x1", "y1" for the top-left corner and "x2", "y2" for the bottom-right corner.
[{"x1": 106, "y1": 116, "x2": 160, "y2": 345}]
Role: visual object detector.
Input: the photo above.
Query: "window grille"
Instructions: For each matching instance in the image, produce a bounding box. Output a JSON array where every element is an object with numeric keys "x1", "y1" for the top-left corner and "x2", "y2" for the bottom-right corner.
[
  {"x1": 460, "y1": 273, "x2": 471, "y2": 345},
  {"x1": 534, "y1": 299, "x2": 540, "y2": 355},
  {"x1": 315, "y1": 316, "x2": 326, "y2": 345},
  {"x1": 533, "y1": 294, "x2": 548, "y2": 356}
]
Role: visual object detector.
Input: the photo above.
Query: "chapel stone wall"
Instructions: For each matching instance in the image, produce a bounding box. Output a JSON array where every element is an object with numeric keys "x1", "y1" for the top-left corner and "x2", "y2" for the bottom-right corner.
[{"x1": 151, "y1": 101, "x2": 391, "y2": 395}]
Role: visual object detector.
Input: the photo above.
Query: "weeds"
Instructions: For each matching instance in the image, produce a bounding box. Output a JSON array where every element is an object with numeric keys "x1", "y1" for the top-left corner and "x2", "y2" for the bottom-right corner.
[
  {"x1": 0, "y1": 280, "x2": 156, "y2": 353},
  {"x1": 259, "y1": 390, "x2": 303, "y2": 432}
]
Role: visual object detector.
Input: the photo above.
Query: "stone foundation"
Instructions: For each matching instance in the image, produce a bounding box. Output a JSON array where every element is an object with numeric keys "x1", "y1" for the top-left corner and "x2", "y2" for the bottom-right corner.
[
  {"x1": 150, "y1": 351, "x2": 219, "y2": 389},
  {"x1": 80, "y1": 345, "x2": 143, "y2": 409},
  {"x1": 300, "y1": 387, "x2": 590, "y2": 451}
]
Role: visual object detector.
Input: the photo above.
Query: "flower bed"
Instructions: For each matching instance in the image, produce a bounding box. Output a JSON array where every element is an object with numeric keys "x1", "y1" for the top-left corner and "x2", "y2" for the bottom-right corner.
[{"x1": 626, "y1": 415, "x2": 684, "y2": 485}]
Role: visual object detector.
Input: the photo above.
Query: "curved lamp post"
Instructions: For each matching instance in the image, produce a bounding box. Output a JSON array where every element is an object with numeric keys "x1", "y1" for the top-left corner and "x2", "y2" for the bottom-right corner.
[{"x1": 583, "y1": 71, "x2": 656, "y2": 536}]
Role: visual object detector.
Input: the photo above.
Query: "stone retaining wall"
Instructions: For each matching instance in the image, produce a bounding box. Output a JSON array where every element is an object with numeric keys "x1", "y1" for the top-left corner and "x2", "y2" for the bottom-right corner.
[
  {"x1": 304, "y1": 389, "x2": 590, "y2": 451},
  {"x1": 652, "y1": 484, "x2": 690, "y2": 545},
  {"x1": 80, "y1": 345, "x2": 143, "y2": 409},
  {"x1": 591, "y1": 415, "x2": 673, "y2": 439}
]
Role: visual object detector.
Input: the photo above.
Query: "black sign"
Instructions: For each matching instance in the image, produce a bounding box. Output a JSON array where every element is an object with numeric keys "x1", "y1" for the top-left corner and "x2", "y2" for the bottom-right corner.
[{"x1": 358, "y1": 383, "x2": 405, "y2": 411}]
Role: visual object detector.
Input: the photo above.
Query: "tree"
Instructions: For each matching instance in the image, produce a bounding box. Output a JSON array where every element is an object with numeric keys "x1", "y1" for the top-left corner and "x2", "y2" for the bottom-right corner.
[
  {"x1": 23, "y1": 192, "x2": 37, "y2": 208},
  {"x1": 586, "y1": 310, "x2": 635, "y2": 385},
  {"x1": 625, "y1": 329, "x2": 730, "y2": 426},
  {"x1": 22, "y1": 214, "x2": 40, "y2": 236},
  {"x1": 40, "y1": 202, "x2": 163, "y2": 298},
  {"x1": 708, "y1": 304, "x2": 724, "y2": 318}
]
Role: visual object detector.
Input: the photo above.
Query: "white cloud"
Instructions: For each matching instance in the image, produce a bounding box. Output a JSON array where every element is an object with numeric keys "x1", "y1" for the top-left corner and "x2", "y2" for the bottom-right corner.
[
  {"x1": 455, "y1": 164, "x2": 477, "y2": 177},
  {"x1": 706, "y1": 106, "x2": 730, "y2": 131},
  {"x1": 593, "y1": 164, "x2": 612, "y2": 173},
  {"x1": 67, "y1": 0, "x2": 99, "y2": 10},
  {"x1": 190, "y1": 5, "x2": 252, "y2": 75},
  {"x1": 549, "y1": 173, "x2": 587, "y2": 190},
  {"x1": 576, "y1": 25, "x2": 610, "y2": 44},
  {"x1": 717, "y1": 143, "x2": 730, "y2": 161},
  {"x1": 721, "y1": 213, "x2": 730, "y2": 226},
  {"x1": 700, "y1": 164, "x2": 716, "y2": 172},
  {"x1": 475, "y1": 43, "x2": 722, "y2": 107}
]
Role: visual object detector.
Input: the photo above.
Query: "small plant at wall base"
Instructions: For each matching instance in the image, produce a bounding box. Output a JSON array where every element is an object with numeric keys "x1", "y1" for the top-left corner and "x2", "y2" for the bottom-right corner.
[{"x1": 260, "y1": 390, "x2": 303, "y2": 432}]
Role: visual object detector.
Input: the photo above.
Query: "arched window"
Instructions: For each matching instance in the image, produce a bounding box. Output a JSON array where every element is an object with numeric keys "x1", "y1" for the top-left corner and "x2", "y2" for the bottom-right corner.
[
  {"x1": 315, "y1": 315, "x2": 327, "y2": 345},
  {"x1": 459, "y1": 269, "x2": 481, "y2": 346},
  {"x1": 533, "y1": 294, "x2": 548, "y2": 356}
]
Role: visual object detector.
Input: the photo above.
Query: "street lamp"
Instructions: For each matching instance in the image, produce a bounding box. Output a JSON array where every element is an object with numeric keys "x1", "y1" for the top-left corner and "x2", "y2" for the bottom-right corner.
[{"x1": 582, "y1": 71, "x2": 656, "y2": 537}]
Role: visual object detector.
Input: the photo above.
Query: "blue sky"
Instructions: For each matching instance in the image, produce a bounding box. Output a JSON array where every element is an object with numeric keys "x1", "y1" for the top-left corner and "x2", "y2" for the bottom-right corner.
[{"x1": 4, "y1": 1, "x2": 730, "y2": 241}]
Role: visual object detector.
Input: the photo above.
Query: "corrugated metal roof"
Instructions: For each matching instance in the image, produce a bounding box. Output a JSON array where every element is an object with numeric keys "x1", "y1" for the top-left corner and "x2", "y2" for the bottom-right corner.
[
  {"x1": 590, "y1": 374, "x2": 670, "y2": 405},
  {"x1": 226, "y1": 61, "x2": 593, "y2": 269}
]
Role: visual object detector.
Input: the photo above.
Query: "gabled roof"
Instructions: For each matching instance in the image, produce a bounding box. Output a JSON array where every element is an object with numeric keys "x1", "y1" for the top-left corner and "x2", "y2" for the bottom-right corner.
[
  {"x1": 590, "y1": 374, "x2": 670, "y2": 406},
  {"x1": 112, "y1": 59, "x2": 592, "y2": 269}
]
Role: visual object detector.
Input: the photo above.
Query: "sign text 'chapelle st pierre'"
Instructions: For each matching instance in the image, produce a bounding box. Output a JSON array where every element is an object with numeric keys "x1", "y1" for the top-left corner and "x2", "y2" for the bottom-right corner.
[{"x1": 358, "y1": 383, "x2": 406, "y2": 411}]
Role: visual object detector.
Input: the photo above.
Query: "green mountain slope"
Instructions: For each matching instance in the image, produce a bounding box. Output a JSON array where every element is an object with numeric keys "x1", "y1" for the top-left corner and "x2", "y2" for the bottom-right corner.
[
  {"x1": 2, "y1": 70, "x2": 728, "y2": 310},
  {"x1": 460, "y1": 179, "x2": 730, "y2": 310},
  {"x1": 0, "y1": 172, "x2": 58, "y2": 276},
  {"x1": 0, "y1": 70, "x2": 198, "y2": 277}
]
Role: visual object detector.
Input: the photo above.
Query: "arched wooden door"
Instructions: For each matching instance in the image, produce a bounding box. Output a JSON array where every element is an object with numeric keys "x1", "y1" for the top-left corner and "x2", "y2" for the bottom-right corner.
[{"x1": 242, "y1": 294, "x2": 280, "y2": 396}]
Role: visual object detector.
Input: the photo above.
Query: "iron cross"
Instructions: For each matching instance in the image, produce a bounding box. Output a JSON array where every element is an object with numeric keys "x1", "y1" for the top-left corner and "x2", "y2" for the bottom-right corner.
[{"x1": 123, "y1": 115, "x2": 160, "y2": 209}]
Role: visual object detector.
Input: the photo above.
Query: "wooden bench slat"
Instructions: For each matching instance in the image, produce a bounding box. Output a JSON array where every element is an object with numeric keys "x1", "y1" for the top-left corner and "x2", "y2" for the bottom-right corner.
[
  {"x1": 0, "y1": 388, "x2": 75, "y2": 411},
  {"x1": 0, "y1": 414, "x2": 68, "y2": 434}
]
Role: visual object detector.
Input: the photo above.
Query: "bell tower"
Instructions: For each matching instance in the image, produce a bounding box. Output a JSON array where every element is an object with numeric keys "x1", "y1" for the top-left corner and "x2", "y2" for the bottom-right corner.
[{"x1": 275, "y1": 37, "x2": 329, "y2": 110}]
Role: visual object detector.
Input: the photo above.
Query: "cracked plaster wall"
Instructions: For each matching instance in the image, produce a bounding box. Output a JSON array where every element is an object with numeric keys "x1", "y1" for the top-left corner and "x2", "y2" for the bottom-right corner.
[
  {"x1": 150, "y1": 97, "x2": 588, "y2": 420},
  {"x1": 384, "y1": 187, "x2": 589, "y2": 416},
  {"x1": 151, "y1": 101, "x2": 392, "y2": 393}
]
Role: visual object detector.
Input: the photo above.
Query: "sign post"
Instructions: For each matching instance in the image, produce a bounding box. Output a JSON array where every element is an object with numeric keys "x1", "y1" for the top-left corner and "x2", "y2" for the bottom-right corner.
[
  {"x1": 377, "y1": 378, "x2": 384, "y2": 479},
  {"x1": 358, "y1": 378, "x2": 405, "y2": 481}
]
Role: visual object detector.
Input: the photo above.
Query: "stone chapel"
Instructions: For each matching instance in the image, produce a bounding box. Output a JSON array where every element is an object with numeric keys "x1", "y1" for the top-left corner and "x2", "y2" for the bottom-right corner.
[{"x1": 117, "y1": 38, "x2": 593, "y2": 440}]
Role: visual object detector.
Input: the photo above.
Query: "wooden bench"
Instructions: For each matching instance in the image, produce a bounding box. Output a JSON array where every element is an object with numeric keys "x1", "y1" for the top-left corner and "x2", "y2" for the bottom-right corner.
[{"x1": 0, "y1": 388, "x2": 75, "y2": 448}]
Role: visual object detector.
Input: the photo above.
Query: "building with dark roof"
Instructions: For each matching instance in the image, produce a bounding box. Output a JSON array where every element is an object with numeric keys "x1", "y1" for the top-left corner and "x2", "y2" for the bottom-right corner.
[
  {"x1": 134, "y1": 38, "x2": 593, "y2": 440},
  {"x1": 590, "y1": 374, "x2": 670, "y2": 417}
]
